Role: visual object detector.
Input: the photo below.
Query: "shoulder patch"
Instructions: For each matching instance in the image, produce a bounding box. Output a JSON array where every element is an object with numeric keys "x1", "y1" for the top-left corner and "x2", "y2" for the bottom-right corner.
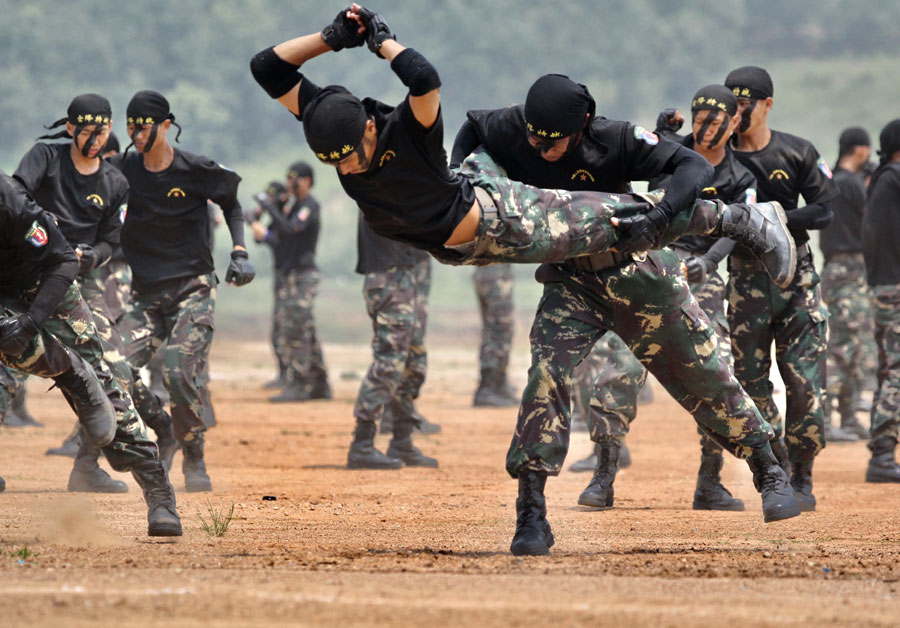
[
  {"x1": 816, "y1": 157, "x2": 833, "y2": 179},
  {"x1": 744, "y1": 188, "x2": 757, "y2": 204},
  {"x1": 25, "y1": 220, "x2": 49, "y2": 247},
  {"x1": 633, "y1": 125, "x2": 659, "y2": 146},
  {"x1": 119, "y1": 203, "x2": 128, "y2": 224}
]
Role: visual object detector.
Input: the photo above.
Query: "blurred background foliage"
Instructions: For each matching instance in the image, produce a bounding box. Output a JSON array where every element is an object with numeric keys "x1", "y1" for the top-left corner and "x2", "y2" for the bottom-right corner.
[{"x1": 1, "y1": 0, "x2": 898, "y2": 341}]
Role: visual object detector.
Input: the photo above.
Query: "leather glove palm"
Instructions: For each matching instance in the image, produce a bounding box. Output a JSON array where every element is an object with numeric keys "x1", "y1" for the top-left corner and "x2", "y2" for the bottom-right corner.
[
  {"x1": 683, "y1": 255, "x2": 712, "y2": 283},
  {"x1": 321, "y1": 7, "x2": 366, "y2": 51},
  {"x1": 613, "y1": 207, "x2": 669, "y2": 255},
  {"x1": 0, "y1": 314, "x2": 39, "y2": 357},
  {"x1": 225, "y1": 250, "x2": 255, "y2": 286},
  {"x1": 357, "y1": 6, "x2": 396, "y2": 58}
]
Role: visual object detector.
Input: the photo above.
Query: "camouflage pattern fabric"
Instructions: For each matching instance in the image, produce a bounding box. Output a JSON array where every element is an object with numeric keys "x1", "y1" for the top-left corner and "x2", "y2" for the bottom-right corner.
[
  {"x1": 274, "y1": 268, "x2": 328, "y2": 394},
  {"x1": 436, "y1": 149, "x2": 722, "y2": 267},
  {"x1": 726, "y1": 253, "x2": 827, "y2": 462},
  {"x1": 118, "y1": 273, "x2": 216, "y2": 442},
  {"x1": 0, "y1": 282, "x2": 155, "y2": 469},
  {"x1": 102, "y1": 259, "x2": 132, "y2": 323},
  {"x1": 270, "y1": 270, "x2": 288, "y2": 379},
  {"x1": 353, "y1": 259, "x2": 430, "y2": 427},
  {"x1": 505, "y1": 249, "x2": 773, "y2": 476},
  {"x1": 474, "y1": 264, "x2": 514, "y2": 377},
  {"x1": 821, "y1": 252, "x2": 877, "y2": 418},
  {"x1": 869, "y1": 283, "x2": 900, "y2": 441},
  {"x1": 0, "y1": 364, "x2": 27, "y2": 422}
]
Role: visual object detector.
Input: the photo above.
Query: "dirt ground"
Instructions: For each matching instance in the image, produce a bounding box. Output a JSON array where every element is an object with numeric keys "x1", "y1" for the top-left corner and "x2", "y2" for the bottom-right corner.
[{"x1": 1, "y1": 338, "x2": 898, "y2": 627}]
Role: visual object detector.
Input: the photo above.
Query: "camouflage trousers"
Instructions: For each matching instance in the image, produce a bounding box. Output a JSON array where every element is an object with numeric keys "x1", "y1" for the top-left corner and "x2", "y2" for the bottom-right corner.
[
  {"x1": 119, "y1": 273, "x2": 216, "y2": 442},
  {"x1": 0, "y1": 282, "x2": 155, "y2": 469},
  {"x1": 103, "y1": 259, "x2": 132, "y2": 322},
  {"x1": 869, "y1": 283, "x2": 900, "y2": 440},
  {"x1": 435, "y1": 148, "x2": 722, "y2": 267},
  {"x1": 474, "y1": 264, "x2": 514, "y2": 376},
  {"x1": 821, "y1": 253, "x2": 877, "y2": 419},
  {"x1": 273, "y1": 268, "x2": 328, "y2": 392},
  {"x1": 0, "y1": 363, "x2": 27, "y2": 421},
  {"x1": 579, "y1": 265, "x2": 734, "y2": 453},
  {"x1": 506, "y1": 249, "x2": 773, "y2": 476},
  {"x1": 354, "y1": 259, "x2": 431, "y2": 426},
  {"x1": 727, "y1": 251, "x2": 827, "y2": 462}
]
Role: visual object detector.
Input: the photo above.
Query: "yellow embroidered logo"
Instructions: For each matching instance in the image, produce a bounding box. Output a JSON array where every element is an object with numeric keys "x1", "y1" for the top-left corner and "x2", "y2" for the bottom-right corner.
[
  {"x1": 166, "y1": 187, "x2": 187, "y2": 198},
  {"x1": 526, "y1": 121, "x2": 562, "y2": 138},
  {"x1": 701, "y1": 186, "x2": 718, "y2": 197},
  {"x1": 571, "y1": 169, "x2": 595, "y2": 182},
  {"x1": 768, "y1": 169, "x2": 790, "y2": 181},
  {"x1": 86, "y1": 194, "x2": 104, "y2": 207},
  {"x1": 378, "y1": 150, "x2": 396, "y2": 167}
]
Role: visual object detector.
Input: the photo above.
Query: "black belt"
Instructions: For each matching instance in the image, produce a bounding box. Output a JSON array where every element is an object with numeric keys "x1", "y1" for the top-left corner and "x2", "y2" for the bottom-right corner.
[
  {"x1": 564, "y1": 250, "x2": 632, "y2": 272},
  {"x1": 474, "y1": 186, "x2": 498, "y2": 217}
]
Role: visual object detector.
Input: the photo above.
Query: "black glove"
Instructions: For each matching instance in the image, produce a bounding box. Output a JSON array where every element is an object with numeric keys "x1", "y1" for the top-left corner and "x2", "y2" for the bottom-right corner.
[
  {"x1": 321, "y1": 7, "x2": 365, "y2": 51},
  {"x1": 613, "y1": 207, "x2": 669, "y2": 255},
  {"x1": 683, "y1": 256, "x2": 711, "y2": 283},
  {"x1": 655, "y1": 108, "x2": 683, "y2": 135},
  {"x1": 0, "y1": 314, "x2": 39, "y2": 357},
  {"x1": 76, "y1": 243, "x2": 101, "y2": 273},
  {"x1": 357, "y1": 6, "x2": 395, "y2": 58},
  {"x1": 225, "y1": 250, "x2": 255, "y2": 286}
]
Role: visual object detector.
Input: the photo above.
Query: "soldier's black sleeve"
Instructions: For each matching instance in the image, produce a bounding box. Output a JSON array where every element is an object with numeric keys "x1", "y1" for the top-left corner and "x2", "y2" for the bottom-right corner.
[
  {"x1": 11, "y1": 143, "x2": 52, "y2": 195},
  {"x1": 450, "y1": 118, "x2": 481, "y2": 169},
  {"x1": 203, "y1": 161, "x2": 246, "y2": 248},
  {"x1": 785, "y1": 143, "x2": 838, "y2": 230},
  {"x1": 91, "y1": 177, "x2": 128, "y2": 267},
  {"x1": 654, "y1": 145, "x2": 713, "y2": 220}
]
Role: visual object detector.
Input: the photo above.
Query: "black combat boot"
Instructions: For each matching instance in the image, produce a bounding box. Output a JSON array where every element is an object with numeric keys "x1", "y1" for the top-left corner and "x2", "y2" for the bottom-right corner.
[
  {"x1": 309, "y1": 371, "x2": 333, "y2": 400},
  {"x1": 347, "y1": 421, "x2": 403, "y2": 469},
  {"x1": 789, "y1": 458, "x2": 816, "y2": 511},
  {"x1": 68, "y1": 441, "x2": 129, "y2": 493},
  {"x1": 390, "y1": 396, "x2": 441, "y2": 435},
  {"x1": 865, "y1": 435, "x2": 900, "y2": 483},
  {"x1": 53, "y1": 352, "x2": 116, "y2": 448},
  {"x1": 746, "y1": 445, "x2": 801, "y2": 522},
  {"x1": 716, "y1": 201, "x2": 796, "y2": 288},
  {"x1": 269, "y1": 379, "x2": 311, "y2": 403},
  {"x1": 473, "y1": 369, "x2": 519, "y2": 407},
  {"x1": 386, "y1": 418, "x2": 438, "y2": 468},
  {"x1": 142, "y1": 408, "x2": 178, "y2": 473},
  {"x1": 5, "y1": 388, "x2": 43, "y2": 427},
  {"x1": 182, "y1": 433, "x2": 213, "y2": 492},
  {"x1": 577, "y1": 440, "x2": 619, "y2": 508},
  {"x1": 45, "y1": 427, "x2": 81, "y2": 457},
  {"x1": 131, "y1": 459, "x2": 183, "y2": 536},
  {"x1": 693, "y1": 446, "x2": 745, "y2": 511},
  {"x1": 769, "y1": 436, "x2": 792, "y2": 480},
  {"x1": 618, "y1": 442, "x2": 632, "y2": 469},
  {"x1": 509, "y1": 471, "x2": 554, "y2": 556}
]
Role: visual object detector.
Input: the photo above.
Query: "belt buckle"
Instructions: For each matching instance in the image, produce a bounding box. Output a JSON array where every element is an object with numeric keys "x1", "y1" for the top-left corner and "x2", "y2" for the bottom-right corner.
[{"x1": 631, "y1": 251, "x2": 647, "y2": 263}]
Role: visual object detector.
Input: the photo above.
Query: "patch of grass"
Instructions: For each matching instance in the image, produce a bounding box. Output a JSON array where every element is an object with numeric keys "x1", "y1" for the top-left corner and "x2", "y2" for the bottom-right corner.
[
  {"x1": 198, "y1": 501, "x2": 235, "y2": 537},
  {"x1": 9, "y1": 545, "x2": 39, "y2": 562}
]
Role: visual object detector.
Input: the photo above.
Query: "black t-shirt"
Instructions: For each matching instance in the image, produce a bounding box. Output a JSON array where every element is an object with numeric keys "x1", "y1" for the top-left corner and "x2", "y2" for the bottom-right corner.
[
  {"x1": 862, "y1": 162, "x2": 900, "y2": 286},
  {"x1": 455, "y1": 106, "x2": 680, "y2": 193},
  {"x1": 819, "y1": 167, "x2": 866, "y2": 259},
  {"x1": 732, "y1": 130, "x2": 838, "y2": 248},
  {"x1": 355, "y1": 212, "x2": 430, "y2": 275},
  {"x1": 13, "y1": 142, "x2": 128, "y2": 248},
  {"x1": 109, "y1": 149, "x2": 242, "y2": 288},
  {"x1": 0, "y1": 170, "x2": 78, "y2": 296},
  {"x1": 297, "y1": 81, "x2": 474, "y2": 251},
  {"x1": 266, "y1": 195, "x2": 320, "y2": 271},
  {"x1": 654, "y1": 137, "x2": 757, "y2": 253}
]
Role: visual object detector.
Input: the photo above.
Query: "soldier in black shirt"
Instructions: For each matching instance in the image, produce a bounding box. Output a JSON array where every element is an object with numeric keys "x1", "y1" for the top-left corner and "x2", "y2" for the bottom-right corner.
[
  {"x1": 861, "y1": 118, "x2": 900, "y2": 483},
  {"x1": 252, "y1": 162, "x2": 331, "y2": 402},
  {"x1": 110, "y1": 90, "x2": 255, "y2": 493},
  {"x1": 452, "y1": 76, "x2": 800, "y2": 554},
  {"x1": 819, "y1": 127, "x2": 875, "y2": 442},
  {"x1": 0, "y1": 169, "x2": 181, "y2": 536},
  {"x1": 14, "y1": 93, "x2": 175, "y2": 494},
  {"x1": 725, "y1": 66, "x2": 839, "y2": 511}
]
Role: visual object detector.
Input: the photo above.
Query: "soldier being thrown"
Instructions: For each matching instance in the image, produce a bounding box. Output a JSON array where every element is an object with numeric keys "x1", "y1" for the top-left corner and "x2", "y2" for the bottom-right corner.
[{"x1": 251, "y1": 5, "x2": 801, "y2": 550}]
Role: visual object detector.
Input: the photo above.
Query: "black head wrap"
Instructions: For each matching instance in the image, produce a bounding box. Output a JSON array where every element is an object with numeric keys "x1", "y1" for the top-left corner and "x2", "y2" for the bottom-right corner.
[
  {"x1": 524, "y1": 74, "x2": 595, "y2": 140},
  {"x1": 302, "y1": 86, "x2": 368, "y2": 164},
  {"x1": 266, "y1": 180, "x2": 287, "y2": 198},
  {"x1": 725, "y1": 66, "x2": 773, "y2": 101},
  {"x1": 878, "y1": 119, "x2": 900, "y2": 164},
  {"x1": 286, "y1": 160, "x2": 314, "y2": 184},
  {"x1": 691, "y1": 85, "x2": 737, "y2": 117},
  {"x1": 838, "y1": 126, "x2": 870, "y2": 158},
  {"x1": 124, "y1": 90, "x2": 181, "y2": 153},
  {"x1": 38, "y1": 93, "x2": 112, "y2": 157}
]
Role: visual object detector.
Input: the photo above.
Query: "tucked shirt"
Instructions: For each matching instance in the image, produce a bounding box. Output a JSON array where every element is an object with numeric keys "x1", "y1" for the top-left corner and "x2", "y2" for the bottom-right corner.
[{"x1": 265, "y1": 195, "x2": 320, "y2": 272}]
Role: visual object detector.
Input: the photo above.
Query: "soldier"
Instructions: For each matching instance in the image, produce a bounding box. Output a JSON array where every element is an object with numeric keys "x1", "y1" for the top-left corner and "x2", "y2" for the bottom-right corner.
[
  {"x1": 861, "y1": 118, "x2": 900, "y2": 483},
  {"x1": 252, "y1": 5, "x2": 798, "y2": 553},
  {"x1": 348, "y1": 217, "x2": 437, "y2": 469},
  {"x1": 724, "y1": 66, "x2": 838, "y2": 511},
  {"x1": 109, "y1": 90, "x2": 255, "y2": 492},
  {"x1": 0, "y1": 169, "x2": 181, "y2": 536},
  {"x1": 820, "y1": 127, "x2": 874, "y2": 442},
  {"x1": 472, "y1": 264, "x2": 518, "y2": 407},
  {"x1": 253, "y1": 161, "x2": 332, "y2": 402},
  {"x1": 13, "y1": 94, "x2": 176, "y2": 492}
]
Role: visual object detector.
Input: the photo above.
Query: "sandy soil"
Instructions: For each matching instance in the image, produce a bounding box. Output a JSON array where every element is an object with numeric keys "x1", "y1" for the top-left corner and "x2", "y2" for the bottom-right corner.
[{"x1": 1, "y1": 339, "x2": 898, "y2": 627}]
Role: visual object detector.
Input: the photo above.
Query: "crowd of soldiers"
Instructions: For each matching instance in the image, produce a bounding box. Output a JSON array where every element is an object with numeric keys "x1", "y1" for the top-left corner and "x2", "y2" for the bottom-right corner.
[{"x1": 2, "y1": 5, "x2": 899, "y2": 557}]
